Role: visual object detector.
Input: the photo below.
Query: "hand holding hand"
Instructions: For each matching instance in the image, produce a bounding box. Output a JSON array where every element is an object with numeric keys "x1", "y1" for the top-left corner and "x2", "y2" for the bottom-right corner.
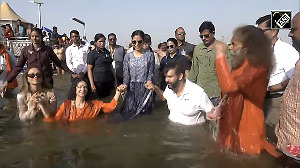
[
  {"x1": 117, "y1": 84, "x2": 127, "y2": 93},
  {"x1": 144, "y1": 81, "x2": 156, "y2": 91}
]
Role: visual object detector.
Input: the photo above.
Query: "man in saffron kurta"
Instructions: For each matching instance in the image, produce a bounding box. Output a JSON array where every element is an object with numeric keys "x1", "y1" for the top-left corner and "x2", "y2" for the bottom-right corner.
[{"x1": 214, "y1": 25, "x2": 279, "y2": 157}]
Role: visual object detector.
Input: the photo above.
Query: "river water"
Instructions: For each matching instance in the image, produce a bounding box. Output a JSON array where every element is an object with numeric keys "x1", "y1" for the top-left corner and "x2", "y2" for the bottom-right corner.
[{"x1": 0, "y1": 74, "x2": 282, "y2": 168}]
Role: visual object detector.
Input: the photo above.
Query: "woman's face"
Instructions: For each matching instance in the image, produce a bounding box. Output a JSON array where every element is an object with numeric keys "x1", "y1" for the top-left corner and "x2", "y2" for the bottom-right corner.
[
  {"x1": 143, "y1": 42, "x2": 150, "y2": 50},
  {"x1": 132, "y1": 35, "x2": 144, "y2": 51},
  {"x1": 30, "y1": 31, "x2": 42, "y2": 45},
  {"x1": 27, "y1": 68, "x2": 42, "y2": 85},
  {"x1": 167, "y1": 41, "x2": 177, "y2": 55},
  {"x1": 76, "y1": 81, "x2": 88, "y2": 98},
  {"x1": 96, "y1": 37, "x2": 106, "y2": 49}
]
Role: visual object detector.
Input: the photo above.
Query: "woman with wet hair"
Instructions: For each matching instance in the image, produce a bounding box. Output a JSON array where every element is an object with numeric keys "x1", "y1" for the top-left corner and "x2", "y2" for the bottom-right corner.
[
  {"x1": 120, "y1": 30, "x2": 155, "y2": 118},
  {"x1": 47, "y1": 79, "x2": 125, "y2": 122},
  {"x1": 17, "y1": 67, "x2": 56, "y2": 121}
]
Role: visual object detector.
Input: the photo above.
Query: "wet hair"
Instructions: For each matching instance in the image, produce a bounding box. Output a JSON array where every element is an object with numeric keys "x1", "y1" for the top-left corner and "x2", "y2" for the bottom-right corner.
[
  {"x1": 108, "y1": 33, "x2": 116, "y2": 39},
  {"x1": 233, "y1": 25, "x2": 274, "y2": 74},
  {"x1": 167, "y1": 38, "x2": 178, "y2": 46},
  {"x1": 70, "y1": 30, "x2": 79, "y2": 37},
  {"x1": 20, "y1": 67, "x2": 52, "y2": 99},
  {"x1": 164, "y1": 62, "x2": 185, "y2": 78},
  {"x1": 94, "y1": 33, "x2": 106, "y2": 42},
  {"x1": 67, "y1": 78, "x2": 93, "y2": 102},
  {"x1": 256, "y1": 15, "x2": 271, "y2": 28},
  {"x1": 199, "y1": 21, "x2": 215, "y2": 33},
  {"x1": 131, "y1": 30, "x2": 145, "y2": 40}
]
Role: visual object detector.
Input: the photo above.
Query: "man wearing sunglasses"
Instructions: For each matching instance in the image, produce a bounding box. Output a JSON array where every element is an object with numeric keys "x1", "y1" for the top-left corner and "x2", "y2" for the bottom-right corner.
[
  {"x1": 188, "y1": 21, "x2": 230, "y2": 106},
  {"x1": 256, "y1": 15, "x2": 299, "y2": 127},
  {"x1": 107, "y1": 33, "x2": 125, "y2": 86},
  {"x1": 175, "y1": 27, "x2": 195, "y2": 62}
]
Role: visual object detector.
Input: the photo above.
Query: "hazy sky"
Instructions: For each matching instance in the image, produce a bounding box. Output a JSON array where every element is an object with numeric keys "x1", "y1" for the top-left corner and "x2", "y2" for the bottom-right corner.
[{"x1": 2, "y1": 0, "x2": 299, "y2": 48}]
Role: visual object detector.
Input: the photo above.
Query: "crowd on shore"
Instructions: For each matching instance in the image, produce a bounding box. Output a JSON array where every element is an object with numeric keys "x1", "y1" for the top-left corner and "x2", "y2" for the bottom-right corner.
[{"x1": 0, "y1": 13, "x2": 300, "y2": 167}]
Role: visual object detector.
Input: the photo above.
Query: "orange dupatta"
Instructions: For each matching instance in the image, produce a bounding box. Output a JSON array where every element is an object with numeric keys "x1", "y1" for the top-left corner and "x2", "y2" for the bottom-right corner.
[{"x1": 0, "y1": 44, "x2": 18, "y2": 89}]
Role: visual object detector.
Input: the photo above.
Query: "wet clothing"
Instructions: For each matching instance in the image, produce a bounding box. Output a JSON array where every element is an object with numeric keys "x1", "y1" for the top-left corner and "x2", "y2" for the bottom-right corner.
[
  {"x1": 276, "y1": 60, "x2": 300, "y2": 152},
  {"x1": 188, "y1": 40, "x2": 231, "y2": 98},
  {"x1": 163, "y1": 79, "x2": 213, "y2": 125},
  {"x1": 17, "y1": 91, "x2": 56, "y2": 120},
  {"x1": 120, "y1": 51, "x2": 155, "y2": 118},
  {"x1": 216, "y1": 56, "x2": 279, "y2": 157},
  {"x1": 45, "y1": 99, "x2": 117, "y2": 122}
]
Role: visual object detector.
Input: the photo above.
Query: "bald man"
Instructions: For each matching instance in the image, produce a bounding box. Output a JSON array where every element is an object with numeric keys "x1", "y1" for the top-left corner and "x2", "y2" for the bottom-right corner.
[
  {"x1": 175, "y1": 27, "x2": 195, "y2": 61},
  {"x1": 275, "y1": 12, "x2": 300, "y2": 167}
]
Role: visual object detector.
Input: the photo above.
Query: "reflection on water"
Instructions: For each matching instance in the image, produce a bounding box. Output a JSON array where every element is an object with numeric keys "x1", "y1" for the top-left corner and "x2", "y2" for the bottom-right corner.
[{"x1": 0, "y1": 75, "x2": 283, "y2": 168}]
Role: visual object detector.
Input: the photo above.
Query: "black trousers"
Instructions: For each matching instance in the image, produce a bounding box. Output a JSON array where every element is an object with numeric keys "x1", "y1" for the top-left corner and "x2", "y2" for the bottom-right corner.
[{"x1": 94, "y1": 81, "x2": 114, "y2": 98}]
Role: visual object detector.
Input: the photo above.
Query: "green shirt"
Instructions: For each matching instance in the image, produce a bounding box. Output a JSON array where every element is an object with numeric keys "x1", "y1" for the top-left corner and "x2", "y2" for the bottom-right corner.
[{"x1": 188, "y1": 40, "x2": 231, "y2": 98}]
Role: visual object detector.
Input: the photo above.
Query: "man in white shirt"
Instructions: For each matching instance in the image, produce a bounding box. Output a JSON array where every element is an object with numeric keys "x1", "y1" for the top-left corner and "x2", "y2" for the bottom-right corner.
[
  {"x1": 256, "y1": 15, "x2": 299, "y2": 125},
  {"x1": 145, "y1": 62, "x2": 216, "y2": 125},
  {"x1": 66, "y1": 30, "x2": 89, "y2": 83}
]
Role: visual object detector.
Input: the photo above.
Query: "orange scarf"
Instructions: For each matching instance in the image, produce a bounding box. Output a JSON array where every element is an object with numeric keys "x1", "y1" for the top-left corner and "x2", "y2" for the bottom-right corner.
[{"x1": 0, "y1": 45, "x2": 18, "y2": 89}]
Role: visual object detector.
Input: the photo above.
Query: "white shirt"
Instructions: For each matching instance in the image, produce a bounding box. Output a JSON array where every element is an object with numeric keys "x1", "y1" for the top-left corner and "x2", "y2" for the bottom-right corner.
[
  {"x1": 66, "y1": 43, "x2": 89, "y2": 74},
  {"x1": 269, "y1": 39, "x2": 299, "y2": 93},
  {"x1": 163, "y1": 79, "x2": 214, "y2": 125}
]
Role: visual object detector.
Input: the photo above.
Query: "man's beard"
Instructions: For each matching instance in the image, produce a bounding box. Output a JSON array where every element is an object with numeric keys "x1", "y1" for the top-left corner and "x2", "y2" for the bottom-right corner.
[
  {"x1": 167, "y1": 79, "x2": 180, "y2": 92},
  {"x1": 230, "y1": 49, "x2": 246, "y2": 70}
]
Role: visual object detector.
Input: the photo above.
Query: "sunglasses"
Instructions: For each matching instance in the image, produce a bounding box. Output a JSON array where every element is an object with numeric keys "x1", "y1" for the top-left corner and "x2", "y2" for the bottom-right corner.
[
  {"x1": 109, "y1": 38, "x2": 116, "y2": 41},
  {"x1": 199, "y1": 34, "x2": 210, "y2": 39},
  {"x1": 177, "y1": 33, "x2": 186, "y2": 36},
  {"x1": 132, "y1": 40, "x2": 143, "y2": 45},
  {"x1": 166, "y1": 45, "x2": 175, "y2": 49},
  {"x1": 27, "y1": 73, "x2": 42, "y2": 78}
]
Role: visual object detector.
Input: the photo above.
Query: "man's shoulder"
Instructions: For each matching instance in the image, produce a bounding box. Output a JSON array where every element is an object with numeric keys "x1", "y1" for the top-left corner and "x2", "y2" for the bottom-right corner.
[
  {"x1": 185, "y1": 79, "x2": 204, "y2": 92},
  {"x1": 275, "y1": 39, "x2": 299, "y2": 58},
  {"x1": 184, "y1": 42, "x2": 196, "y2": 47}
]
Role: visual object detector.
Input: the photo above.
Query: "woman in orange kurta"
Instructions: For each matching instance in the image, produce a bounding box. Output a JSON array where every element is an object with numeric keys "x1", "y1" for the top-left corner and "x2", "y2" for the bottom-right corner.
[
  {"x1": 44, "y1": 79, "x2": 126, "y2": 122},
  {"x1": 214, "y1": 25, "x2": 279, "y2": 157}
]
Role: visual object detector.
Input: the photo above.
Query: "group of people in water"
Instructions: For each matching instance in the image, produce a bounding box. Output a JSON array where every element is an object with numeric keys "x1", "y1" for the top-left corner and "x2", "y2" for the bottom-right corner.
[{"x1": 0, "y1": 12, "x2": 300, "y2": 167}]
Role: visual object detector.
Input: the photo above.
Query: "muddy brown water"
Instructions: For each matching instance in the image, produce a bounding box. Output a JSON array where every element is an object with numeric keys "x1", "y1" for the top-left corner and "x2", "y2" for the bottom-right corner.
[{"x1": 0, "y1": 74, "x2": 282, "y2": 168}]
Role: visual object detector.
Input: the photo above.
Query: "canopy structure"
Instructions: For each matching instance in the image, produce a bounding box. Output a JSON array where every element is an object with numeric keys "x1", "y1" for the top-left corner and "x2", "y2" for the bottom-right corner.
[{"x1": 0, "y1": 2, "x2": 28, "y2": 23}]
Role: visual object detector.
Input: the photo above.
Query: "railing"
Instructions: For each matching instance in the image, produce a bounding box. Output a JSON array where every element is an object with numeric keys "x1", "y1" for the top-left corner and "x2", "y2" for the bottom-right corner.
[{"x1": 0, "y1": 37, "x2": 32, "y2": 58}]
